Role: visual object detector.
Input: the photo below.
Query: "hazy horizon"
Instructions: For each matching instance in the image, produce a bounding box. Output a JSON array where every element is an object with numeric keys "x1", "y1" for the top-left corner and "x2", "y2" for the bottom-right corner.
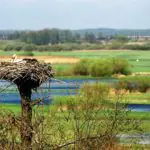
[{"x1": 0, "y1": 0, "x2": 149, "y2": 30}]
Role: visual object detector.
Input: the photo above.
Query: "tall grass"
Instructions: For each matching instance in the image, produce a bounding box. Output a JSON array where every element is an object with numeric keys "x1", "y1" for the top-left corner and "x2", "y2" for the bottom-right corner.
[
  {"x1": 72, "y1": 59, "x2": 91, "y2": 75},
  {"x1": 71, "y1": 58, "x2": 131, "y2": 77},
  {"x1": 89, "y1": 59, "x2": 113, "y2": 77},
  {"x1": 0, "y1": 83, "x2": 142, "y2": 149},
  {"x1": 112, "y1": 58, "x2": 131, "y2": 75},
  {"x1": 116, "y1": 76, "x2": 150, "y2": 93}
]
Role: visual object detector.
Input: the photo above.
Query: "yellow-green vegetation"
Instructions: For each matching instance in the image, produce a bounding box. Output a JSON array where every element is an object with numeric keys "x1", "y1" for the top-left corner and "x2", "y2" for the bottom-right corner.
[
  {"x1": 53, "y1": 63, "x2": 74, "y2": 76},
  {"x1": 123, "y1": 93, "x2": 150, "y2": 104},
  {"x1": 0, "y1": 49, "x2": 150, "y2": 73},
  {"x1": 1, "y1": 45, "x2": 150, "y2": 148},
  {"x1": 116, "y1": 76, "x2": 150, "y2": 93},
  {"x1": 0, "y1": 83, "x2": 143, "y2": 149},
  {"x1": 50, "y1": 50, "x2": 150, "y2": 74},
  {"x1": 56, "y1": 58, "x2": 131, "y2": 77},
  {"x1": 0, "y1": 38, "x2": 150, "y2": 51}
]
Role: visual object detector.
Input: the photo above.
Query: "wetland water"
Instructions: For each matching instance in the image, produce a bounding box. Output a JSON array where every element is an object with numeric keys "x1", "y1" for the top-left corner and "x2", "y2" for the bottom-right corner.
[
  {"x1": 0, "y1": 78, "x2": 150, "y2": 144},
  {"x1": 0, "y1": 78, "x2": 150, "y2": 112},
  {"x1": 0, "y1": 78, "x2": 118, "y2": 104}
]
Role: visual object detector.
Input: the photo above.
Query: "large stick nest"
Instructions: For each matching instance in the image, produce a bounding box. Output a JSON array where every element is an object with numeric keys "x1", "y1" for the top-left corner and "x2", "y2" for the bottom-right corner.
[{"x1": 0, "y1": 60, "x2": 54, "y2": 89}]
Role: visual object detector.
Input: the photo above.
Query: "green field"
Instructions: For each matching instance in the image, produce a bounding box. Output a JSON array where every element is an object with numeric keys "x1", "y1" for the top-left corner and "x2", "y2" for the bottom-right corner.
[
  {"x1": 1, "y1": 50, "x2": 150, "y2": 148},
  {"x1": 1, "y1": 103, "x2": 150, "y2": 133},
  {"x1": 0, "y1": 50, "x2": 150, "y2": 73},
  {"x1": 49, "y1": 50, "x2": 150, "y2": 73},
  {"x1": 1, "y1": 49, "x2": 150, "y2": 59}
]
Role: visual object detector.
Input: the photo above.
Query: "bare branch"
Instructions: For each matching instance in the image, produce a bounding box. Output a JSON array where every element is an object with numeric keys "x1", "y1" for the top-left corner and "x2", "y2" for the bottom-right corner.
[{"x1": 31, "y1": 98, "x2": 44, "y2": 107}]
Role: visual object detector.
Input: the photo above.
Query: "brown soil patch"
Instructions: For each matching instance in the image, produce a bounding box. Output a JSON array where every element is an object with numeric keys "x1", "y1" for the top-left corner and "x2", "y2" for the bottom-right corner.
[{"x1": 0, "y1": 56, "x2": 79, "y2": 64}]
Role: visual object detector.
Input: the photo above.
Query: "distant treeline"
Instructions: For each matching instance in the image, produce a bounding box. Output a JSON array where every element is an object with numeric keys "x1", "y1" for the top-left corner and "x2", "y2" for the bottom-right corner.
[
  {"x1": 0, "y1": 28, "x2": 150, "y2": 51},
  {"x1": 74, "y1": 28, "x2": 150, "y2": 36},
  {"x1": 1, "y1": 41, "x2": 150, "y2": 53},
  {"x1": 0, "y1": 29, "x2": 111, "y2": 45},
  {"x1": 1, "y1": 28, "x2": 150, "y2": 44}
]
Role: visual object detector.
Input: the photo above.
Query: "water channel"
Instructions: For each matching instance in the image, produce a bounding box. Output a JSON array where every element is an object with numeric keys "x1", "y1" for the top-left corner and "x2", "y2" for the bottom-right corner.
[
  {"x1": 0, "y1": 78, "x2": 150, "y2": 145},
  {"x1": 0, "y1": 78, "x2": 150, "y2": 112}
]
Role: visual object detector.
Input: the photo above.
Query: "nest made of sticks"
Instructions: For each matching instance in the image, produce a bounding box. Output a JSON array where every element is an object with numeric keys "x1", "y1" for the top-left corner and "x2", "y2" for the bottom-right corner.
[{"x1": 0, "y1": 60, "x2": 54, "y2": 89}]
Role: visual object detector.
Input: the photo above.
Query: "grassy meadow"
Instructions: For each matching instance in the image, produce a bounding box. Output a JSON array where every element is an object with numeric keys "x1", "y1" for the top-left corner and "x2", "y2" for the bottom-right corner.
[
  {"x1": 1, "y1": 49, "x2": 150, "y2": 148},
  {"x1": 49, "y1": 50, "x2": 150, "y2": 73},
  {"x1": 0, "y1": 50, "x2": 150, "y2": 73}
]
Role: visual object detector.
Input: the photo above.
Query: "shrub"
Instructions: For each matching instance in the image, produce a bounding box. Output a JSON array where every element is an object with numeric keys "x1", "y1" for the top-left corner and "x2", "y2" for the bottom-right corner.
[
  {"x1": 112, "y1": 58, "x2": 131, "y2": 75},
  {"x1": 21, "y1": 44, "x2": 37, "y2": 51},
  {"x1": 4, "y1": 43, "x2": 24, "y2": 51},
  {"x1": 55, "y1": 66, "x2": 74, "y2": 76},
  {"x1": 0, "y1": 83, "x2": 141, "y2": 149},
  {"x1": 47, "y1": 83, "x2": 141, "y2": 149},
  {"x1": 18, "y1": 51, "x2": 34, "y2": 56},
  {"x1": 80, "y1": 83, "x2": 110, "y2": 103},
  {"x1": 4, "y1": 44, "x2": 14, "y2": 51},
  {"x1": 72, "y1": 59, "x2": 90, "y2": 75},
  {"x1": 105, "y1": 41, "x2": 123, "y2": 50},
  {"x1": 72, "y1": 58, "x2": 130, "y2": 77},
  {"x1": 14, "y1": 44, "x2": 23, "y2": 51},
  {"x1": 115, "y1": 35, "x2": 129, "y2": 43},
  {"x1": 123, "y1": 44, "x2": 150, "y2": 50},
  {"x1": 50, "y1": 45, "x2": 64, "y2": 51},
  {"x1": 89, "y1": 59, "x2": 113, "y2": 77},
  {"x1": 116, "y1": 76, "x2": 150, "y2": 93}
]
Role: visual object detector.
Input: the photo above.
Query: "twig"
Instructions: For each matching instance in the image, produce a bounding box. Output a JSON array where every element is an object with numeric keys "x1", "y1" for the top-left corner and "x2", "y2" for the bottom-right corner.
[
  {"x1": 54, "y1": 134, "x2": 108, "y2": 149},
  {"x1": 31, "y1": 98, "x2": 44, "y2": 107}
]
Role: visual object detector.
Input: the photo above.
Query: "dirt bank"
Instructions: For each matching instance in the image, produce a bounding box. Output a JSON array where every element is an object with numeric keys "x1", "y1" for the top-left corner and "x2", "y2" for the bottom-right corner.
[{"x1": 0, "y1": 56, "x2": 80, "y2": 64}]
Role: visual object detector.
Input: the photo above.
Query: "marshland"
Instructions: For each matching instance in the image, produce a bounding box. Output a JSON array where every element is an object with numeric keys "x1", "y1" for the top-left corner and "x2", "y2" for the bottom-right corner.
[{"x1": 0, "y1": 1, "x2": 150, "y2": 148}]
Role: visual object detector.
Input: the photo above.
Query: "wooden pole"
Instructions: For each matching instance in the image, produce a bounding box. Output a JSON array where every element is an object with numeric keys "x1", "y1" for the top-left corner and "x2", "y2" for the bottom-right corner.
[{"x1": 18, "y1": 84, "x2": 32, "y2": 150}]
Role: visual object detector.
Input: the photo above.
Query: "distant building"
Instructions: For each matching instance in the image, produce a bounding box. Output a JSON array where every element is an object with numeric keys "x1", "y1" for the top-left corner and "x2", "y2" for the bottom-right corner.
[{"x1": 128, "y1": 36, "x2": 150, "y2": 41}]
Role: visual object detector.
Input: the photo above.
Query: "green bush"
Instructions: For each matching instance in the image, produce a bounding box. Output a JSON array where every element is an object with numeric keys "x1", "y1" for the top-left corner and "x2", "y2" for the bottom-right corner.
[
  {"x1": 45, "y1": 82, "x2": 139, "y2": 149},
  {"x1": 72, "y1": 59, "x2": 90, "y2": 75},
  {"x1": 80, "y1": 83, "x2": 110, "y2": 102},
  {"x1": 3, "y1": 42, "x2": 37, "y2": 51},
  {"x1": 55, "y1": 66, "x2": 74, "y2": 76},
  {"x1": 18, "y1": 51, "x2": 34, "y2": 56},
  {"x1": 1, "y1": 39, "x2": 150, "y2": 51},
  {"x1": 72, "y1": 58, "x2": 131, "y2": 77},
  {"x1": 112, "y1": 58, "x2": 131, "y2": 75},
  {"x1": 4, "y1": 44, "x2": 14, "y2": 51},
  {"x1": 123, "y1": 44, "x2": 150, "y2": 50},
  {"x1": 14, "y1": 44, "x2": 23, "y2": 51},
  {"x1": 89, "y1": 59, "x2": 113, "y2": 77},
  {"x1": 115, "y1": 35, "x2": 129, "y2": 43},
  {"x1": 105, "y1": 41, "x2": 123, "y2": 50},
  {"x1": 116, "y1": 76, "x2": 150, "y2": 93},
  {"x1": 21, "y1": 44, "x2": 37, "y2": 51}
]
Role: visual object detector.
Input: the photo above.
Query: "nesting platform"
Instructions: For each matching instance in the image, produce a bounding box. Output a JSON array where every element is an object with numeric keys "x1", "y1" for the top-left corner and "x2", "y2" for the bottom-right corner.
[
  {"x1": 0, "y1": 60, "x2": 54, "y2": 89},
  {"x1": 0, "y1": 59, "x2": 54, "y2": 149}
]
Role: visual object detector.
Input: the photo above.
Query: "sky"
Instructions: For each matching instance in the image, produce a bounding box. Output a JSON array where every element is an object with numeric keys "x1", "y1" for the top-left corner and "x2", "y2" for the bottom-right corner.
[{"x1": 0, "y1": 0, "x2": 149, "y2": 30}]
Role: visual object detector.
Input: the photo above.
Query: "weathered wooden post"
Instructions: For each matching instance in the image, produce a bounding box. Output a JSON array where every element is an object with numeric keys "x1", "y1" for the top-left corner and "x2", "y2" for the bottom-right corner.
[{"x1": 0, "y1": 60, "x2": 54, "y2": 150}]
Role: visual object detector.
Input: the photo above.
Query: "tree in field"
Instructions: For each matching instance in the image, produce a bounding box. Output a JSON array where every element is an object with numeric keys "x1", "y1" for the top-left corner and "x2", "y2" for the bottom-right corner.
[
  {"x1": 84, "y1": 32, "x2": 96, "y2": 43},
  {"x1": 20, "y1": 29, "x2": 78, "y2": 45},
  {"x1": 115, "y1": 35, "x2": 129, "y2": 43},
  {"x1": 97, "y1": 32, "x2": 106, "y2": 40}
]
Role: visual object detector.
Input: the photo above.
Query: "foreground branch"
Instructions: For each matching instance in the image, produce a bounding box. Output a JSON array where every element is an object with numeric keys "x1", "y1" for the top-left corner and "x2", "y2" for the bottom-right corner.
[
  {"x1": 31, "y1": 98, "x2": 44, "y2": 107},
  {"x1": 53, "y1": 134, "x2": 110, "y2": 149}
]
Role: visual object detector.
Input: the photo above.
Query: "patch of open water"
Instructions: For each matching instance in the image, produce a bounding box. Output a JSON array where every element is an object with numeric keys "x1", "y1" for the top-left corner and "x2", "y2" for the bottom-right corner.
[
  {"x1": 0, "y1": 79, "x2": 150, "y2": 144},
  {"x1": 0, "y1": 79, "x2": 150, "y2": 112}
]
